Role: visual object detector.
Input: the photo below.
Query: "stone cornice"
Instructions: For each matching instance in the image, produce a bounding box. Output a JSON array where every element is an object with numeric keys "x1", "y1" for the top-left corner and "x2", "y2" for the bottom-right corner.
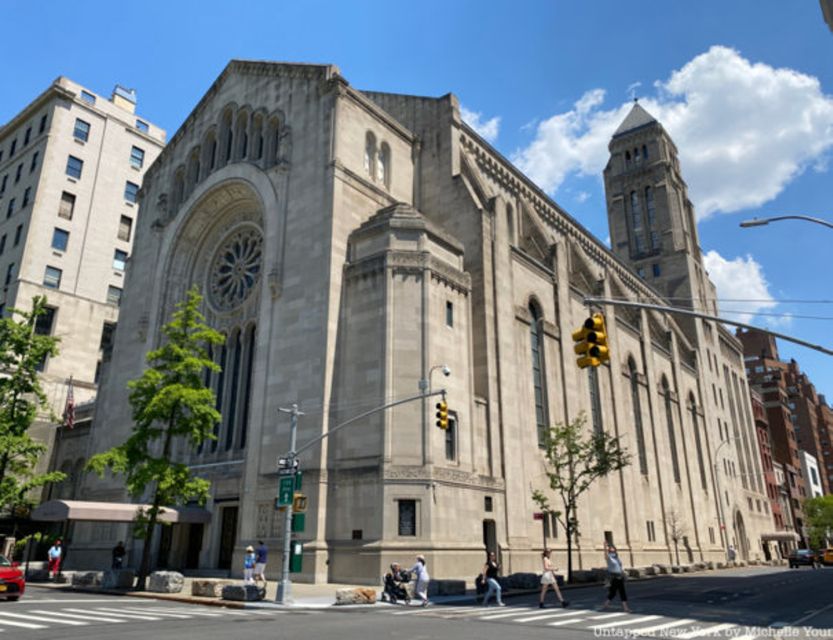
[{"x1": 344, "y1": 250, "x2": 470, "y2": 294}]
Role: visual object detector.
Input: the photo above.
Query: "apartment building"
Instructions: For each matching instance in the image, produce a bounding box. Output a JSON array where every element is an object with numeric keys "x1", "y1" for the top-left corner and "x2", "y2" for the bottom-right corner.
[{"x1": 0, "y1": 77, "x2": 165, "y2": 484}]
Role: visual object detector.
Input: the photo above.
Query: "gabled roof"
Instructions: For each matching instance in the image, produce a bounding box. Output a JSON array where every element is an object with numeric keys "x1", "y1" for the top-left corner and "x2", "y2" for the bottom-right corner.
[{"x1": 613, "y1": 102, "x2": 657, "y2": 138}]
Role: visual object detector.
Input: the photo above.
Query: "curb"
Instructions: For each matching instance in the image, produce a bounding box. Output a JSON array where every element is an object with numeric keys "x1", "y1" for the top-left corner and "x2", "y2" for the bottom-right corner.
[{"x1": 27, "y1": 583, "x2": 247, "y2": 609}]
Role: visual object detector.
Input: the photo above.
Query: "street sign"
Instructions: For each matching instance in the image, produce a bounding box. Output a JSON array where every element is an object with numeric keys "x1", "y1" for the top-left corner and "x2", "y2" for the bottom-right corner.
[
  {"x1": 278, "y1": 457, "x2": 300, "y2": 470},
  {"x1": 278, "y1": 468, "x2": 297, "y2": 476},
  {"x1": 278, "y1": 476, "x2": 295, "y2": 507},
  {"x1": 533, "y1": 512, "x2": 545, "y2": 521}
]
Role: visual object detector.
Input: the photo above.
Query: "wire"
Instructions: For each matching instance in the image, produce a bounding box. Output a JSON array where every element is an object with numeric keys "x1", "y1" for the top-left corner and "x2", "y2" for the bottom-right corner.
[
  {"x1": 605, "y1": 295, "x2": 833, "y2": 305},
  {"x1": 720, "y1": 310, "x2": 833, "y2": 321}
]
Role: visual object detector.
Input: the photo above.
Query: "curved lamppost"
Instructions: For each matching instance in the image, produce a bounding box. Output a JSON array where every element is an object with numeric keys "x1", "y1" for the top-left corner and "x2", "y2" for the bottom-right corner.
[
  {"x1": 713, "y1": 437, "x2": 741, "y2": 561},
  {"x1": 740, "y1": 215, "x2": 833, "y2": 230}
]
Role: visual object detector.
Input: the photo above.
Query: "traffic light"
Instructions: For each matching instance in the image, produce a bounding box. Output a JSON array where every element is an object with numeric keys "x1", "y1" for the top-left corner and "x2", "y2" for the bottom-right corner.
[
  {"x1": 435, "y1": 400, "x2": 449, "y2": 430},
  {"x1": 572, "y1": 313, "x2": 610, "y2": 368},
  {"x1": 292, "y1": 492, "x2": 308, "y2": 513}
]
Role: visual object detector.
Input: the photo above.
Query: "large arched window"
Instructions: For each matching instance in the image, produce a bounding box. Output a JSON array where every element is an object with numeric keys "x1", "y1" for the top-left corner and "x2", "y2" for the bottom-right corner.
[
  {"x1": 266, "y1": 117, "x2": 281, "y2": 167},
  {"x1": 224, "y1": 330, "x2": 243, "y2": 451},
  {"x1": 662, "y1": 377, "x2": 681, "y2": 484},
  {"x1": 377, "y1": 142, "x2": 390, "y2": 187},
  {"x1": 202, "y1": 129, "x2": 217, "y2": 175},
  {"x1": 630, "y1": 190, "x2": 644, "y2": 254},
  {"x1": 211, "y1": 341, "x2": 227, "y2": 453},
  {"x1": 628, "y1": 357, "x2": 648, "y2": 475},
  {"x1": 235, "y1": 112, "x2": 249, "y2": 160},
  {"x1": 364, "y1": 132, "x2": 377, "y2": 178},
  {"x1": 689, "y1": 393, "x2": 707, "y2": 490},
  {"x1": 238, "y1": 325, "x2": 256, "y2": 449},
  {"x1": 251, "y1": 114, "x2": 264, "y2": 161},
  {"x1": 529, "y1": 302, "x2": 548, "y2": 446},
  {"x1": 187, "y1": 148, "x2": 201, "y2": 192}
]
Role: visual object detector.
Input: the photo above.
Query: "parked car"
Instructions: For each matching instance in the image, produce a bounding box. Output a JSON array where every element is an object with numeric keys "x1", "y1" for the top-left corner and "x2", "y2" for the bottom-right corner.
[
  {"x1": 788, "y1": 549, "x2": 818, "y2": 568},
  {"x1": 821, "y1": 548, "x2": 833, "y2": 566},
  {"x1": 0, "y1": 554, "x2": 25, "y2": 601}
]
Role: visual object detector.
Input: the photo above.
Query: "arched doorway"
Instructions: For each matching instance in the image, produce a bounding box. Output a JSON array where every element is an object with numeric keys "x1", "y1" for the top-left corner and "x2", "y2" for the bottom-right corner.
[{"x1": 734, "y1": 511, "x2": 749, "y2": 560}]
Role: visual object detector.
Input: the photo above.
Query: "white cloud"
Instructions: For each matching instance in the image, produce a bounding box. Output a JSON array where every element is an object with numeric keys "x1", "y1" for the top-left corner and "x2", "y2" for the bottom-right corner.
[
  {"x1": 575, "y1": 191, "x2": 590, "y2": 203},
  {"x1": 513, "y1": 46, "x2": 833, "y2": 218},
  {"x1": 460, "y1": 106, "x2": 501, "y2": 143},
  {"x1": 702, "y1": 250, "x2": 789, "y2": 326}
]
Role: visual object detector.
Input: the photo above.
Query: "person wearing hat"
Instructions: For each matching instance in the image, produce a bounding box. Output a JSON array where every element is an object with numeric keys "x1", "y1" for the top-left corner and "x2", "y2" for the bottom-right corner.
[
  {"x1": 47, "y1": 539, "x2": 63, "y2": 580},
  {"x1": 243, "y1": 545, "x2": 256, "y2": 585},
  {"x1": 408, "y1": 555, "x2": 431, "y2": 607}
]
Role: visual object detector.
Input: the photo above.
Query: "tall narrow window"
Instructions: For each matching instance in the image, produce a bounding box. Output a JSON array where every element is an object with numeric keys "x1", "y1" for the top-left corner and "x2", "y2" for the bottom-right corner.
[
  {"x1": 646, "y1": 186, "x2": 659, "y2": 250},
  {"x1": 529, "y1": 303, "x2": 548, "y2": 445},
  {"x1": 689, "y1": 395, "x2": 707, "y2": 491},
  {"x1": 377, "y1": 142, "x2": 390, "y2": 187},
  {"x1": 398, "y1": 500, "x2": 416, "y2": 536},
  {"x1": 59, "y1": 192, "x2": 76, "y2": 219},
  {"x1": 445, "y1": 414, "x2": 457, "y2": 461},
  {"x1": 118, "y1": 215, "x2": 133, "y2": 242},
  {"x1": 446, "y1": 301, "x2": 454, "y2": 327},
  {"x1": 124, "y1": 181, "x2": 139, "y2": 203},
  {"x1": 506, "y1": 203, "x2": 515, "y2": 244},
  {"x1": 30, "y1": 151, "x2": 39, "y2": 173},
  {"x1": 73, "y1": 119, "x2": 90, "y2": 142},
  {"x1": 66, "y1": 155, "x2": 83, "y2": 179},
  {"x1": 52, "y1": 228, "x2": 69, "y2": 251},
  {"x1": 238, "y1": 325, "x2": 256, "y2": 449},
  {"x1": 130, "y1": 146, "x2": 145, "y2": 169},
  {"x1": 630, "y1": 190, "x2": 644, "y2": 253},
  {"x1": 225, "y1": 332, "x2": 242, "y2": 451},
  {"x1": 364, "y1": 132, "x2": 377, "y2": 178},
  {"x1": 212, "y1": 343, "x2": 227, "y2": 452},
  {"x1": 588, "y1": 366, "x2": 603, "y2": 435},
  {"x1": 662, "y1": 377, "x2": 681, "y2": 483},
  {"x1": 629, "y1": 358, "x2": 648, "y2": 475}
]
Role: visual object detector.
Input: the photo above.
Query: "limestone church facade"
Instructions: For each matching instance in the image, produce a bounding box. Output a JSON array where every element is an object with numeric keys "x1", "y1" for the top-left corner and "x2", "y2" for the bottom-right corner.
[{"x1": 74, "y1": 61, "x2": 770, "y2": 583}]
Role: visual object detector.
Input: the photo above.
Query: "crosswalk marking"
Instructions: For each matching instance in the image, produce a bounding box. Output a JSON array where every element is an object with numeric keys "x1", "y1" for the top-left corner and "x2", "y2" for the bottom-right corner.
[
  {"x1": 141, "y1": 606, "x2": 226, "y2": 616},
  {"x1": 116, "y1": 607, "x2": 191, "y2": 619},
  {"x1": 0, "y1": 616, "x2": 48, "y2": 630},
  {"x1": 28, "y1": 609, "x2": 127, "y2": 623},
  {"x1": 515, "y1": 610, "x2": 586, "y2": 623},
  {"x1": 586, "y1": 612, "x2": 627, "y2": 620},
  {"x1": 591, "y1": 614, "x2": 660, "y2": 629},
  {"x1": 478, "y1": 609, "x2": 539, "y2": 620},
  {"x1": 63, "y1": 608, "x2": 161, "y2": 621},
  {"x1": 548, "y1": 617, "x2": 587, "y2": 626},
  {"x1": 676, "y1": 624, "x2": 738, "y2": 639},
  {"x1": 86, "y1": 608, "x2": 164, "y2": 620},
  {"x1": 630, "y1": 619, "x2": 693, "y2": 635},
  {"x1": 0, "y1": 612, "x2": 87, "y2": 626}
]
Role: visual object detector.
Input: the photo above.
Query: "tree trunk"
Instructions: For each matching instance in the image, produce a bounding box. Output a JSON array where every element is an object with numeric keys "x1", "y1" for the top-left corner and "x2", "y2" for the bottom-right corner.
[
  {"x1": 674, "y1": 542, "x2": 680, "y2": 566},
  {"x1": 566, "y1": 506, "x2": 573, "y2": 583},
  {"x1": 135, "y1": 496, "x2": 161, "y2": 591}
]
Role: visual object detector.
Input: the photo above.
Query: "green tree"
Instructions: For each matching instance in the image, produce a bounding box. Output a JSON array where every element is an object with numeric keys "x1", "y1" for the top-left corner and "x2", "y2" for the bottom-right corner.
[
  {"x1": 804, "y1": 495, "x2": 833, "y2": 549},
  {"x1": 0, "y1": 296, "x2": 66, "y2": 519},
  {"x1": 88, "y1": 287, "x2": 223, "y2": 590},
  {"x1": 532, "y1": 413, "x2": 631, "y2": 582}
]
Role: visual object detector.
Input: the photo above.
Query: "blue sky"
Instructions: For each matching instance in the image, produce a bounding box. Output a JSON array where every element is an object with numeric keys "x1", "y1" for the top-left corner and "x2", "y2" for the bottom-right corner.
[{"x1": 3, "y1": 0, "x2": 832, "y2": 396}]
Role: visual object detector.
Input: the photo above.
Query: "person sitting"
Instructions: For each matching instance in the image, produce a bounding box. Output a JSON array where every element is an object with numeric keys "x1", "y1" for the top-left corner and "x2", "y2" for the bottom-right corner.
[{"x1": 383, "y1": 562, "x2": 410, "y2": 604}]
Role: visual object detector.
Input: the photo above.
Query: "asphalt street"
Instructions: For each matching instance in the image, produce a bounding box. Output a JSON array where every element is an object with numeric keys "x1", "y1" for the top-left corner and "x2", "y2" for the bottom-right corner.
[{"x1": 1, "y1": 565, "x2": 830, "y2": 639}]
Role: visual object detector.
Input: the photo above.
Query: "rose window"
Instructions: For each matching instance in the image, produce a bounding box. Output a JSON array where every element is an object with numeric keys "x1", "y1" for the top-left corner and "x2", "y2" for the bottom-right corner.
[{"x1": 209, "y1": 228, "x2": 263, "y2": 311}]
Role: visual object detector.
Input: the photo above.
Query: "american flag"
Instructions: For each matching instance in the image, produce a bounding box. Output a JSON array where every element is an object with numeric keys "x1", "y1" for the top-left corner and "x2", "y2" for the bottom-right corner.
[{"x1": 63, "y1": 376, "x2": 75, "y2": 429}]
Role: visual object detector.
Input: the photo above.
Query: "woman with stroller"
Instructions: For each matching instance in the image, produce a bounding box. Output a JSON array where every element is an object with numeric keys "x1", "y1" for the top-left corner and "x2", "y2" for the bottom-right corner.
[
  {"x1": 409, "y1": 555, "x2": 431, "y2": 607},
  {"x1": 383, "y1": 562, "x2": 410, "y2": 604}
]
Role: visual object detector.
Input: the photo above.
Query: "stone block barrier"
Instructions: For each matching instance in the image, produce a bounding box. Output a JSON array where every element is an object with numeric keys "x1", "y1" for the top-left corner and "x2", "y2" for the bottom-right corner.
[
  {"x1": 147, "y1": 571, "x2": 184, "y2": 593},
  {"x1": 335, "y1": 587, "x2": 377, "y2": 605},
  {"x1": 192, "y1": 579, "x2": 236, "y2": 598},
  {"x1": 102, "y1": 569, "x2": 135, "y2": 589},
  {"x1": 222, "y1": 584, "x2": 264, "y2": 601},
  {"x1": 428, "y1": 579, "x2": 466, "y2": 596},
  {"x1": 72, "y1": 571, "x2": 104, "y2": 587}
]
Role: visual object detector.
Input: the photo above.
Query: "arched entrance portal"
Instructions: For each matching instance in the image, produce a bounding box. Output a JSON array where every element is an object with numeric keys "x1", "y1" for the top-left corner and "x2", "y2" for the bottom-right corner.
[{"x1": 734, "y1": 511, "x2": 749, "y2": 560}]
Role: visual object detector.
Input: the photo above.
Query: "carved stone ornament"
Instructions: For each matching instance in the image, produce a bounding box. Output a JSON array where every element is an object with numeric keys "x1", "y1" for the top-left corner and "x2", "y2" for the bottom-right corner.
[{"x1": 208, "y1": 226, "x2": 264, "y2": 311}]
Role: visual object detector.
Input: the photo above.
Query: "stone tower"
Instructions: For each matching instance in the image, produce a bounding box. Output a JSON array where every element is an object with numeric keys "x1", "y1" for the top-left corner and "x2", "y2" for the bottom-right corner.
[{"x1": 603, "y1": 102, "x2": 716, "y2": 317}]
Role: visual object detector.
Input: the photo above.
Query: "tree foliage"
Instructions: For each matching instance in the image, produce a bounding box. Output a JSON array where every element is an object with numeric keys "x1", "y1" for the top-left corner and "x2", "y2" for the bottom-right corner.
[
  {"x1": 87, "y1": 287, "x2": 223, "y2": 589},
  {"x1": 0, "y1": 296, "x2": 65, "y2": 516},
  {"x1": 804, "y1": 495, "x2": 833, "y2": 548},
  {"x1": 532, "y1": 413, "x2": 631, "y2": 581}
]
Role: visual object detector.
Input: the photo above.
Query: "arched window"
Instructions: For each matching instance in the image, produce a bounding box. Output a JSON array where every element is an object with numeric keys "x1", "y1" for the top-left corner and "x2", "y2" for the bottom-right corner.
[
  {"x1": 377, "y1": 142, "x2": 390, "y2": 187},
  {"x1": 266, "y1": 117, "x2": 280, "y2": 168},
  {"x1": 187, "y1": 148, "x2": 201, "y2": 190},
  {"x1": 211, "y1": 341, "x2": 227, "y2": 452},
  {"x1": 625, "y1": 150, "x2": 631, "y2": 165},
  {"x1": 630, "y1": 190, "x2": 644, "y2": 254},
  {"x1": 238, "y1": 324, "x2": 256, "y2": 449},
  {"x1": 506, "y1": 203, "x2": 515, "y2": 245},
  {"x1": 364, "y1": 132, "x2": 377, "y2": 178},
  {"x1": 224, "y1": 330, "x2": 242, "y2": 451},
  {"x1": 235, "y1": 112, "x2": 249, "y2": 160},
  {"x1": 689, "y1": 394, "x2": 707, "y2": 490},
  {"x1": 202, "y1": 130, "x2": 218, "y2": 175},
  {"x1": 662, "y1": 377, "x2": 681, "y2": 484},
  {"x1": 529, "y1": 302, "x2": 548, "y2": 446},
  {"x1": 642, "y1": 144, "x2": 648, "y2": 160},
  {"x1": 197, "y1": 343, "x2": 214, "y2": 455},
  {"x1": 173, "y1": 168, "x2": 185, "y2": 210},
  {"x1": 220, "y1": 109, "x2": 234, "y2": 166},
  {"x1": 629, "y1": 357, "x2": 648, "y2": 475},
  {"x1": 634, "y1": 146, "x2": 641, "y2": 162},
  {"x1": 251, "y1": 114, "x2": 264, "y2": 161}
]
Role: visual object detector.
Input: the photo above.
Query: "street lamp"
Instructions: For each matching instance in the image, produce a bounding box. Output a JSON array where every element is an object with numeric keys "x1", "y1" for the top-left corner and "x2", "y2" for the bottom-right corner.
[
  {"x1": 739, "y1": 215, "x2": 833, "y2": 230},
  {"x1": 712, "y1": 437, "x2": 741, "y2": 562},
  {"x1": 419, "y1": 364, "x2": 451, "y2": 393}
]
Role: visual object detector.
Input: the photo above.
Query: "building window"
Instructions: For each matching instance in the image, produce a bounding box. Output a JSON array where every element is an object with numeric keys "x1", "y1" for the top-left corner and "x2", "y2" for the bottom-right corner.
[
  {"x1": 223, "y1": 331, "x2": 243, "y2": 451},
  {"x1": 6, "y1": 198, "x2": 15, "y2": 218},
  {"x1": 689, "y1": 396, "x2": 708, "y2": 491},
  {"x1": 136, "y1": 119, "x2": 149, "y2": 133},
  {"x1": 10, "y1": 139, "x2": 16, "y2": 156},
  {"x1": 124, "y1": 181, "x2": 139, "y2": 203},
  {"x1": 43, "y1": 266, "x2": 62, "y2": 289},
  {"x1": 118, "y1": 215, "x2": 133, "y2": 242},
  {"x1": 15, "y1": 163, "x2": 23, "y2": 183},
  {"x1": 107, "y1": 285, "x2": 122, "y2": 306},
  {"x1": 630, "y1": 190, "x2": 644, "y2": 253},
  {"x1": 377, "y1": 142, "x2": 390, "y2": 187},
  {"x1": 238, "y1": 324, "x2": 257, "y2": 450},
  {"x1": 22, "y1": 187, "x2": 31, "y2": 208},
  {"x1": 59, "y1": 192, "x2": 76, "y2": 219},
  {"x1": 39, "y1": 114, "x2": 47, "y2": 133},
  {"x1": 446, "y1": 301, "x2": 454, "y2": 327},
  {"x1": 398, "y1": 500, "x2": 417, "y2": 536},
  {"x1": 708, "y1": 527, "x2": 715, "y2": 544},
  {"x1": 80, "y1": 90, "x2": 96, "y2": 105},
  {"x1": 364, "y1": 132, "x2": 376, "y2": 178},
  {"x1": 113, "y1": 249, "x2": 128, "y2": 271},
  {"x1": 52, "y1": 228, "x2": 70, "y2": 252},
  {"x1": 4, "y1": 263, "x2": 14, "y2": 286},
  {"x1": 100, "y1": 321, "x2": 116, "y2": 362},
  {"x1": 652, "y1": 263, "x2": 661, "y2": 278},
  {"x1": 0, "y1": 234, "x2": 5, "y2": 255},
  {"x1": 66, "y1": 155, "x2": 83, "y2": 179},
  {"x1": 629, "y1": 358, "x2": 648, "y2": 475},
  {"x1": 73, "y1": 118, "x2": 90, "y2": 142},
  {"x1": 24, "y1": 127, "x2": 31, "y2": 146},
  {"x1": 647, "y1": 520, "x2": 656, "y2": 542},
  {"x1": 529, "y1": 302, "x2": 549, "y2": 446},
  {"x1": 34, "y1": 305, "x2": 56, "y2": 336},
  {"x1": 130, "y1": 146, "x2": 145, "y2": 169},
  {"x1": 445, "y1": 413, "x2": 457, "y2": 461},
  {"x1": 662, "y1": 377, "x2": 681, "y2": 484},
  {"x1": 589, "y1": 366, "x2": 604, "y2": 435},
  {"x1": 13, "y1": 224, "x2": 23, "y2": 246},
  {"x1": 0, "y1": 175, "x2": 6, "y2": 194},
  {"x1": 485, "y1": 496, "x2": 493, "y2": 512},
  {"x1": 30, "y1": 151, "x2": 39, "y2": 173}
]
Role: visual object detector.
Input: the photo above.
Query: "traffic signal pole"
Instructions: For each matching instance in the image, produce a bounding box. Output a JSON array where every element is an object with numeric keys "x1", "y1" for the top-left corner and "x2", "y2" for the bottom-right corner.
[
  {"x1": 274, "y1": 389, "x2": 447, "y2": 604},
  {"x1": 582, "y1": 298, "x2": 833, "y2": 357}
]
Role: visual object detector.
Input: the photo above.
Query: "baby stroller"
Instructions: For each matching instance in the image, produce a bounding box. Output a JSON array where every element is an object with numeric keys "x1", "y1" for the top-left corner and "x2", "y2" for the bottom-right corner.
[{"x1": 381, "y1": 566, "x2": 411, "y2": 604}]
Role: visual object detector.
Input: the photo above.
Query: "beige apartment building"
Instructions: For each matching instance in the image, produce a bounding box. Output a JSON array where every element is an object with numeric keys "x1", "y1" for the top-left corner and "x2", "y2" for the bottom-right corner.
[
  {"x1": 0, "y1": 78, "x2": 165, "y2": 488},
  {"x1": 72, "y1": 61, "x2": 769, "y2": 583}
]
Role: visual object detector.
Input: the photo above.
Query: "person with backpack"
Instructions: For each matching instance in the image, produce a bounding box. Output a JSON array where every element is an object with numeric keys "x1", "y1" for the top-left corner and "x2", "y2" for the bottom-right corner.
[{"x1": 243, "y1": 545, "x2": 256, "y2": 585}]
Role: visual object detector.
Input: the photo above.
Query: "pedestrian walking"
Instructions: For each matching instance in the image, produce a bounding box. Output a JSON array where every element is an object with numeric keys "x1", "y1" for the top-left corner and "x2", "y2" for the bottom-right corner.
[
  {"x1": 254, "y1": 540, "x2": 268, "y2": 585},
  {"x1": 599, "y1": 541, "x2": 631, "y2": 613},
  {"x1": 409, "y1": 555, "x2": 431, "y2": 607},
  {"x1": 480, "y1": 551, "x2": 506, "y2": 607},
  {"x1": 111, "y1": 541, "x2": 126, "y2": 569},
  {"x1": 539, "y1": 549, "x2": 569, "y2": 608},
  {"x1": 727, "y1": 544, "x2": 737, "y2": 562},
  {"x1": 47, "y1": 540, "x2": 62, "y2": 580},
  {"x1": 243, "y1": 545, "x2": 256, "y2": 585}
]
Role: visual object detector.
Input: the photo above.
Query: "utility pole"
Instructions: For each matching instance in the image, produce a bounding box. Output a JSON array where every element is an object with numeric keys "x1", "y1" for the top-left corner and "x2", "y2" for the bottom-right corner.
[{"x1": 276, "y1": 403, "x2": 303, "y2": 604}]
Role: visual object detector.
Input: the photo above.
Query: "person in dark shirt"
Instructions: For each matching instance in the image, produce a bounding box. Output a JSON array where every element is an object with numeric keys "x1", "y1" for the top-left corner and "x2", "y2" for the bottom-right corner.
[
  {"x1": 112, "y1": 541, "x2": 126, "y2": 569},
  {"x1": 254, "y1": 540, "x2": 268, "y2": 585},
  {"x1": 480, "y1": 551, "x2": 505, "y2": 607}
]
